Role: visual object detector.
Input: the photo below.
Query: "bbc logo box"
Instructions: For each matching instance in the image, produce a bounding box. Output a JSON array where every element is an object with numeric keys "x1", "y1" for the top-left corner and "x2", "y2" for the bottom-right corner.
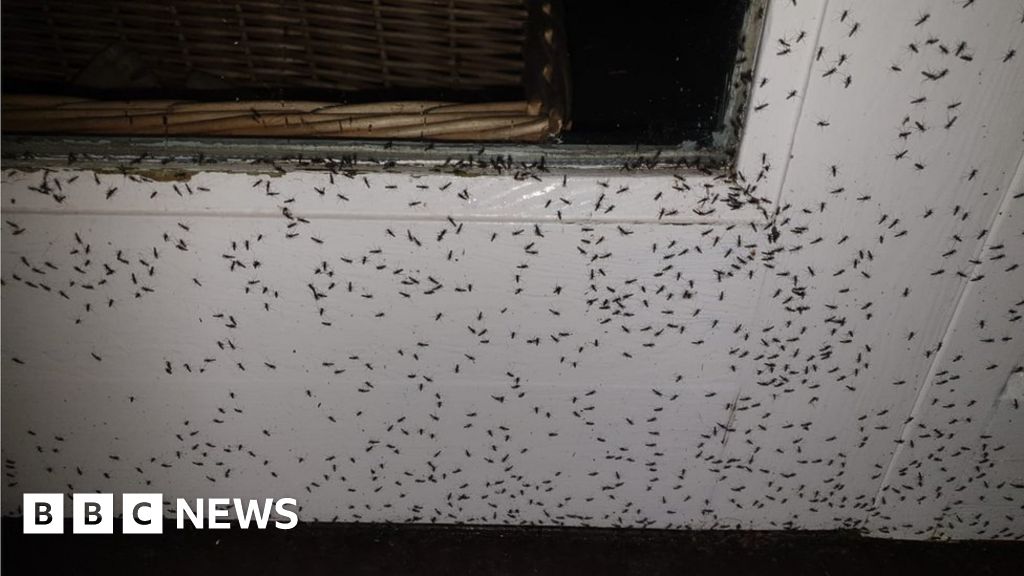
[
  {"x1": 22, "y1": 494, "x2": 63, "y2": 534},
  {"x1": 23, "y1": 493, "x2": 164, "y2": 534}
]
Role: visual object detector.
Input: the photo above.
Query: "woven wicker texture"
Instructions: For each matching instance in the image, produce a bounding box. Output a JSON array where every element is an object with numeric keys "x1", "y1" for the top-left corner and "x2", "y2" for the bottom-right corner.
[
  {"x1": 1, "y1": 95, "x2": 549, "y2": 140},
  {"x1": 2, "y1": 0, "x2": 527, "y2": 91},
  {"x1": 1, "y1": 1, "x2": 569, "y2": 141}
]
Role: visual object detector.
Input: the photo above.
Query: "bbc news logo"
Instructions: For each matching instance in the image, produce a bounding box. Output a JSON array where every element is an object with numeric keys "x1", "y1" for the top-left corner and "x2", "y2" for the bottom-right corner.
[{"x1": 23, "y1": 494, "x2": 298, "y2": 534}]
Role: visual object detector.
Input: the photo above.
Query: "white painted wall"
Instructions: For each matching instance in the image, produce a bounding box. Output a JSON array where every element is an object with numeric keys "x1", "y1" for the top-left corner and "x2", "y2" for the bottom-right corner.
[{"x1": 2, "y1": 0, "x2": 1022, "y2": 539}]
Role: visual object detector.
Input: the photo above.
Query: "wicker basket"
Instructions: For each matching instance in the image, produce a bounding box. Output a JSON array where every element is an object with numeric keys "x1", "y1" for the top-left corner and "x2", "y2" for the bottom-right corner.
[{"x1": 1, "y1": 0, "x2": 569, "y2": 141}]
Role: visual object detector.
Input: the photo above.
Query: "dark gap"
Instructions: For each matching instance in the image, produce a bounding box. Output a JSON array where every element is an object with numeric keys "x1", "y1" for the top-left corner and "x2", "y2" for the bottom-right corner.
[{"x1": 560, "y1": 0, "x2": 749, "y2": 145}]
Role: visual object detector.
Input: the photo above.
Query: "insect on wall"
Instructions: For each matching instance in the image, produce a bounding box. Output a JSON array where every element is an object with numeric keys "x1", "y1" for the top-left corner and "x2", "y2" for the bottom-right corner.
[{"x1": 2, "y1": 0, "x2": 1023, "y2": 541}]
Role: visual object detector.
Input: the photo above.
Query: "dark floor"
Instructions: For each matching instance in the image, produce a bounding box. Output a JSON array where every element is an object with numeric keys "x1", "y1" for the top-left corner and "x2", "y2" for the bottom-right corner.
[{"x1": 2, "y1": 519, "x2": 1022, "y2": 575}]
